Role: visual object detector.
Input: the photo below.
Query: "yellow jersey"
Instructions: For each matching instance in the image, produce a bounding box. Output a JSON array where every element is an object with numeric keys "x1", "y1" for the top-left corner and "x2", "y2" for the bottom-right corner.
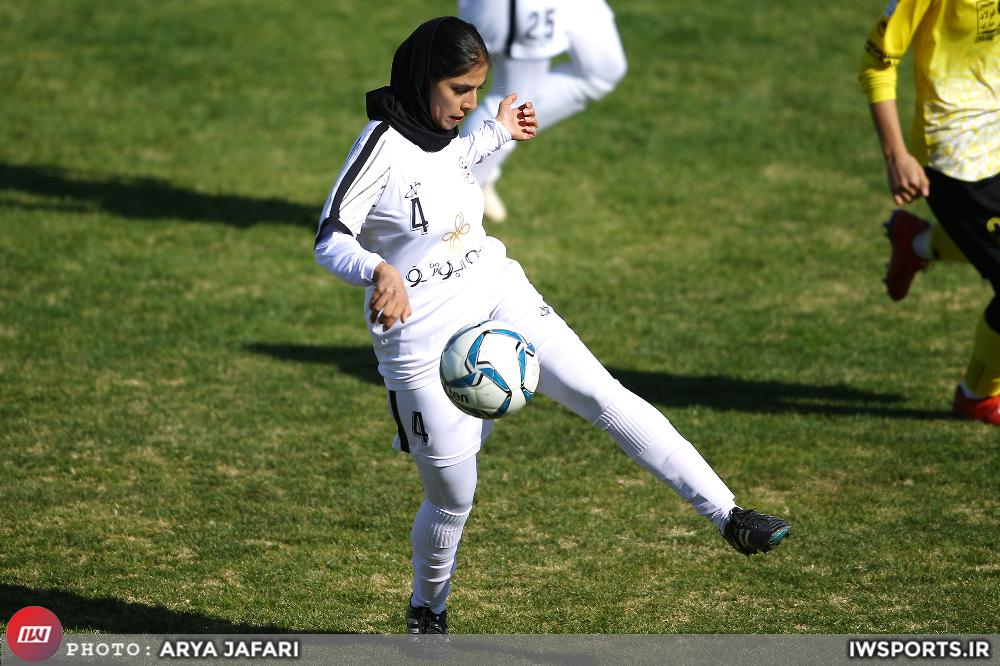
[{"x1": 859, "y1": 0, "x2": 1000, "y2": 181}]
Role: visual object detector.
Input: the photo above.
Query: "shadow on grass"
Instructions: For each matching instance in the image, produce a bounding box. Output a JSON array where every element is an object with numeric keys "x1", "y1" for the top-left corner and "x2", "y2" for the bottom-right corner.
[
  {"x1": 244, "y1": 343, "x2": 953, "y2": 421},
  {"x1": 244, "y1": 343, "x2": 382, "y2": 385},
  {"x1": 0, "y1": 162, "x2": 314, "y2": 228},
  {"x1": 0, "y1": 584, "x2": 291, "y2": 633},
  {"x1": 609, "y1": 368, "x2": 952, "y2": 420}
]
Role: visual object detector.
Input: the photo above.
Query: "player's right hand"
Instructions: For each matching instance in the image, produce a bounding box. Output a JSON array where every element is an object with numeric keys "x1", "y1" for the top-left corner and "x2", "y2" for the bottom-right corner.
[
  {"x1": 885, "y1": 151, "x2": 930, "y2": 205},
  {"x1": 370, "y1": 262, "x2": 411, "y2": 331}
]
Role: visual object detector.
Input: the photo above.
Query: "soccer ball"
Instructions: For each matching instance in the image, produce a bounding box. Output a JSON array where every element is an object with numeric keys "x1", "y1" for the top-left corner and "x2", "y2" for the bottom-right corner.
[{"x1": 439, "y1": 320, "x2": 540, "y2": 419}]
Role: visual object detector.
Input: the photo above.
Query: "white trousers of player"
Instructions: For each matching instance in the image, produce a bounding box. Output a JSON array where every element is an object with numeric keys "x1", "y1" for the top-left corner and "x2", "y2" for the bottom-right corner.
[
  {"x1": 392, "y1": 260, "x2": 736, "y2": 613},
  {"x1": 462, "y1": 9, "x2": 627, "y2": 186}
]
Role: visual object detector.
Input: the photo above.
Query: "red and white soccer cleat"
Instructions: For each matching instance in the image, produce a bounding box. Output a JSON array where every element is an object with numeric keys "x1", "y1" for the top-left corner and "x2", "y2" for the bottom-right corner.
[
  {"x1": 952, "y1": 385, "x2": 1000, "y2": 426},
  {"x1": 883, "y1": 209, "x2": 931, "y2": 301}
]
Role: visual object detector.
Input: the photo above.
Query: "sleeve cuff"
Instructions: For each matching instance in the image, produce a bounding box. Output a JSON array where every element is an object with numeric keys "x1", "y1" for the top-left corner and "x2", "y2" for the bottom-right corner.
[
  {"x1": 360, "y1": 253, "x2": 385, "y2": 285},
  {"x1": 492, "y1": 118, "x2": 512, "y2": 143},
  {"x1": 858, "y1": 70, "x2": 897, "y2": 104}
]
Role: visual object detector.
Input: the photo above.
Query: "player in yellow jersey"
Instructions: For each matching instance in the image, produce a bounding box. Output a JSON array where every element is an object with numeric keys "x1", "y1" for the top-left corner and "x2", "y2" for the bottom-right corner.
[{"x1": 859, "y1": 0, "x2": 1000, "y2": 425}]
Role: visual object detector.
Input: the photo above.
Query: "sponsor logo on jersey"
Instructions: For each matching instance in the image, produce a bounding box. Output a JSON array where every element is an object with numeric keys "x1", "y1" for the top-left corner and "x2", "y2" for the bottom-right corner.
[
  {"x1": 441, "y1": 213, "x2": 471, "y2": 251},
  {"x1": 405, "y1": 247, "x2": 483, "y2": 288}
]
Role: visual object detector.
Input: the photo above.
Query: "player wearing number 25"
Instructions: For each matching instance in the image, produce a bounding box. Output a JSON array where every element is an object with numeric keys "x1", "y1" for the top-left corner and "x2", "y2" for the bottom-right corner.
[
  {"x1": 860, "y1": 0, "x2": 1000, "y2": 424},
  {"x1": 314, "y1": 16, "x2": 789, "y2": 634},
  {"x1": 457, "y1": 0, "x2": 627, "y2": 222}
]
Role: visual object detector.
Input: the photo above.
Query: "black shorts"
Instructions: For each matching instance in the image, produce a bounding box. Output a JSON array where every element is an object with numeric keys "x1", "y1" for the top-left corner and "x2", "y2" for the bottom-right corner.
[{"x1": 925, "y1": 168, "x2": 1000, "y2": 290}]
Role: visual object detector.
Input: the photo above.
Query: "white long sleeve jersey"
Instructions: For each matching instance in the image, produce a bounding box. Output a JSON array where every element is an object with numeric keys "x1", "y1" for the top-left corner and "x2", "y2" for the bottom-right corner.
[{"x1": 316, "y1": 119, "x2": 512, "y2": 389}]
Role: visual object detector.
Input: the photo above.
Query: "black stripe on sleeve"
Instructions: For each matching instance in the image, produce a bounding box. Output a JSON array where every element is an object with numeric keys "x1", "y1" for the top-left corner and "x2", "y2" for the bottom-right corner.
[
  {"x1": 315, "y1": 121, "x2": 390, "y2": 247},
  {"x1": 388, "y1": 390, "x2": 410, "y2": 453},
  {"x1": 504, "y1": 0, "x2": 518, "y2": 58},
  {"x1": 317, "y1": 217, "x2": 353, "y2": 239},
  {"x1": 339, "y1": 163, "x2": 389, "y2": 213}
]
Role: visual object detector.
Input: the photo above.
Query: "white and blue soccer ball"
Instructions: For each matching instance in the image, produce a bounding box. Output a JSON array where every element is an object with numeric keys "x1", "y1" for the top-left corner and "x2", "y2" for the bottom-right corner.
[{"x1": 439, "y1": 320, "x2": 540, "y2": 419}]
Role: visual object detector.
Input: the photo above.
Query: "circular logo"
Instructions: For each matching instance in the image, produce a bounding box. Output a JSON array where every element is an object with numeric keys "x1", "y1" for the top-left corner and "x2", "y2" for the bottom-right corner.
[{"x1": 7, "y1": 606, "x2": 62, "y2": 662}]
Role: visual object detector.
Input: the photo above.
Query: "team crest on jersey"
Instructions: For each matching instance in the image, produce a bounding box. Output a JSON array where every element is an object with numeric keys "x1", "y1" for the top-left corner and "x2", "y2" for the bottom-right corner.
[
  {"x1": 458, "y1": 157, "x2": 475, "y2": 184},
  {"x1": 976, "y1": 0, "x2": 999, "y2": 42}
]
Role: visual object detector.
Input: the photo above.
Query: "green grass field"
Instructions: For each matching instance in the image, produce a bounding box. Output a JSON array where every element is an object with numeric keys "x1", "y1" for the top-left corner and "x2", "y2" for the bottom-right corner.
[{"x1": 2, "y1": 0, "x2": 998, "y2": 635}]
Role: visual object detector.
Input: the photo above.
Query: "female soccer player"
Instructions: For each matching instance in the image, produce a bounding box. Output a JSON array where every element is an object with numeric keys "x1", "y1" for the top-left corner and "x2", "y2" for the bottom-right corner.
[
  {"x1": 315, "y1": 16, "x2": 789, "y2": 634},
  {"x1": 861, "y1": 0, "x2": 1000, "y2": 424},
  {"x1": 457, "y1": 0, "x2": 627, "y2": 222}
]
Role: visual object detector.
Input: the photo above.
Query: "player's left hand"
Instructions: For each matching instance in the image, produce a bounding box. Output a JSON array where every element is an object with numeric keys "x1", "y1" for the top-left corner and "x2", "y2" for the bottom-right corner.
[
  {"x1": 496, "y1": 93, "x2": 537, "y2": 142},
  {"x1": 885, "y1": 150, "x2": 930, "y2": 205}
]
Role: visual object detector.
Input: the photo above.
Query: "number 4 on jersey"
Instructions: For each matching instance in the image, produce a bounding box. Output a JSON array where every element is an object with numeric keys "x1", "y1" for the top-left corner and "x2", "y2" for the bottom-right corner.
[{"x1": 406, "y1": 182, "x2": 429, "y2": 235}]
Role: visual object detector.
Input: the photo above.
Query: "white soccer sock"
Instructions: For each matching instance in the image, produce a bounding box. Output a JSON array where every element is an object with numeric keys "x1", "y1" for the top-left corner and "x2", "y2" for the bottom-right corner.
[
  {"x1": 410, "y1": 500, "x2": 471, "y2": 613},
  {"x1": 912, "y1": 228, "x2": 933, "y2": 260},
  {"x1": 595, "y1": 391, "x2": 736, "y2": 531}
]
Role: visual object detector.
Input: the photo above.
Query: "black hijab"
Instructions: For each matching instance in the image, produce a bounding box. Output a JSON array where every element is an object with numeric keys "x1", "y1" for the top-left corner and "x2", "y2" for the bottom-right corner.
[{"x1": 366, "y1": 17, "x2": 460, "y2": 153}]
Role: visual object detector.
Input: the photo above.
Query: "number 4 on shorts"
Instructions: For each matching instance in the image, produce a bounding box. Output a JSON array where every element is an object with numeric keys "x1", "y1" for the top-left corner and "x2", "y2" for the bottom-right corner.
[{"x1": 412, "y1": 411, "x2": 429, "y2": 444}]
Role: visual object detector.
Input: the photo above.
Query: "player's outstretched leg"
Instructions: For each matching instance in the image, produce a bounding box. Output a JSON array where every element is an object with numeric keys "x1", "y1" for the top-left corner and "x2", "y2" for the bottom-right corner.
[
  {"x1": 883, "y1": 209, "x2": 931, "y2": 301},
  {"x1": 590, "y1": 385, "x2": 791, "y2": 555},
  {"x1": 499, "y1": 312, "x2": 788, "y2": 552},
  {"x1": 489, "y1": 260, "x2": 791, "y2": 554}
]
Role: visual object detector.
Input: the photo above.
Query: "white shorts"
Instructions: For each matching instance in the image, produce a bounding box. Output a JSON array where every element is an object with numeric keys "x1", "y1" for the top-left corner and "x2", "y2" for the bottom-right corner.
[{"x1": 388, "y1": 258, "x2": 621, "y2": 467}]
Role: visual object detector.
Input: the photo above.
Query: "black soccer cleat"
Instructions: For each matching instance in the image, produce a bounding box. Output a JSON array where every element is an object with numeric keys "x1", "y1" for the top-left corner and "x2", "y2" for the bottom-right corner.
[
  {"x1": 723, "y1": 507, "x2": 790, "y2": 556},
  {"x1": 406, "y1": 603, "x2": 448, "y2": 634}
]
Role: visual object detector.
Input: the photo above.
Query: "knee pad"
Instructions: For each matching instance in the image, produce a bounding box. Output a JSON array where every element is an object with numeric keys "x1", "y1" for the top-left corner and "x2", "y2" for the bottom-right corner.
[{"x1": 412, "y1": 500, "x2": 471, "y2": 549}]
